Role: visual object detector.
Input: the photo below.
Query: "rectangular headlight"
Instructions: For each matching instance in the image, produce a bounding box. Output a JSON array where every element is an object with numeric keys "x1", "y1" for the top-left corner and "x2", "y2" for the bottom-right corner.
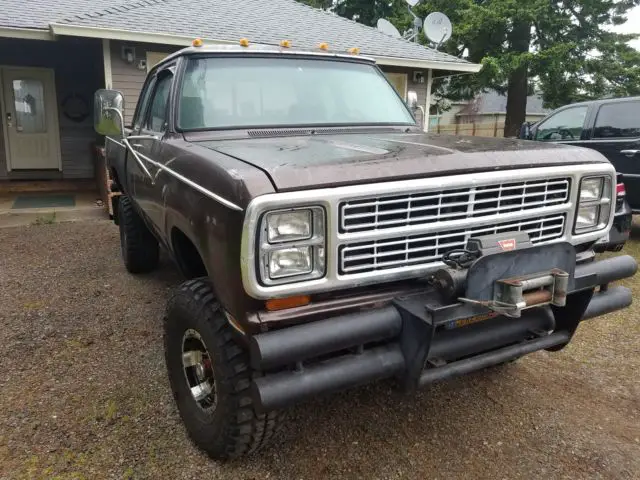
[
  {"x1": 580, "y1": 177, "x2": 603, "y2": 202},
  {"x1": 576, "y1": 205, "x2": 599, "y2": 231},
  {"x1": 266, "y1": 210, "x2": 312, "y2": 243},
  {"x1": 268, "y1": 247, "x2": 313, "y2": 279},
  {"x1": 259, "y1": 207, "x2": 325, "y2": 285},
  {"x1": 574, "y1": 176, "x2": 612, "y2": 234}
]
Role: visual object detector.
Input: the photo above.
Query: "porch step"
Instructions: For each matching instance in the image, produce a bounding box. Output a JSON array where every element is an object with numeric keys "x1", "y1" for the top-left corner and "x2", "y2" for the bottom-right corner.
[
  {"x1": 0, "y1": 192, "x2": 108, "y2": 228},
  {"x1": 0, "y1": 180, "x2": 96, "y2": 195}
]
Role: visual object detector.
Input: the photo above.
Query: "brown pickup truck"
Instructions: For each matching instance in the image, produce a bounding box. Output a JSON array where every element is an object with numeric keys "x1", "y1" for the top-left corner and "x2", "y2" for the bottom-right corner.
[{"x1": 94, "y1": 42, "x2": 637, "y2": 460}]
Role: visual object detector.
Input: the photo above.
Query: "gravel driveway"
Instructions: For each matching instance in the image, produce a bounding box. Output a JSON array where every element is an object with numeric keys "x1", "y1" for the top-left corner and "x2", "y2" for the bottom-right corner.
[{"x1": 1, "y1": 220, "x2": 638, "y2": 479}]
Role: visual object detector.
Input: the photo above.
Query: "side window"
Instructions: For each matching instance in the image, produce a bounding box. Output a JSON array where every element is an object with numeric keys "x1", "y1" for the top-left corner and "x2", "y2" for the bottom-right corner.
[
  {"x1": 131, "y1": 77, "x2": 155, "y2": 130},
  {"x1": 145, "y1": 72, "x2": 173, "y2": 132},
  {"x1": 535, "y1": 106, "x2": 588, "y2": 141},
  {"x1": 593, "y1": 101, "x2": 640, "y2": 139}
]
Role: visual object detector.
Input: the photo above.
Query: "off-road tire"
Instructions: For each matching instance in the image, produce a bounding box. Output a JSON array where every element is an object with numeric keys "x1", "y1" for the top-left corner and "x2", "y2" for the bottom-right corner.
[
  {"x1": 118, "y1": 195, "x2": 159, "y2": 273},
  {"x1": 164, "y1": 279, "x2": 284, "y2": 460}
]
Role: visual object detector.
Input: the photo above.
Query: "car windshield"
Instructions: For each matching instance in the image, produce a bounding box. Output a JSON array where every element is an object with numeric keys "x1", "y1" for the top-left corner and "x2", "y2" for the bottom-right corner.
[{"x1": 178, "y1": 56, "x2": 416, "y2": 130}]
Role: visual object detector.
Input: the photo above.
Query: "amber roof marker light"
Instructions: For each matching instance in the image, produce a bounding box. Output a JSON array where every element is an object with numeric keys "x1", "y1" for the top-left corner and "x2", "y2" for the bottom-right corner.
[
  {"x1": 280, "y1": 40, "x2": 292, "y2": 48},
  {"x1": 192, "y1": 38, "x2": 203, "y2": 47},
  {"x1": 318, "y1": 42, "x2": 329, "y2": 51},
  {"x1": 239, "y1": 38, "x2": 250, "y2": 47}
]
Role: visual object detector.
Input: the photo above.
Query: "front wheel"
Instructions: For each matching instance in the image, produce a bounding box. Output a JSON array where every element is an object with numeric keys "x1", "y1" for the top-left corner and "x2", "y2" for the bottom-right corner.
[
  {"x1": 118, "y1": 195, "x2": 159, "y2": 274},
  {"x1": 164, "y1": 279, "x2": 284, "y2": 460}
]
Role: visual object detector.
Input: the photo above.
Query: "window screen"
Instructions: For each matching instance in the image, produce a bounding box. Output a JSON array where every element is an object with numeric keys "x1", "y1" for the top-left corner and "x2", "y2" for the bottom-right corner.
[{"x1": 593, "y1": 101, "x2": 640, "y2": 139}]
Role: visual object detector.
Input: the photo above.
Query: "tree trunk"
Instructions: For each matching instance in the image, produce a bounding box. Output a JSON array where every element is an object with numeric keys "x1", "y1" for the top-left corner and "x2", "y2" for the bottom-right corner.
[{"x1": 504, "y1": 20, "x2": 531, "y2": 137}]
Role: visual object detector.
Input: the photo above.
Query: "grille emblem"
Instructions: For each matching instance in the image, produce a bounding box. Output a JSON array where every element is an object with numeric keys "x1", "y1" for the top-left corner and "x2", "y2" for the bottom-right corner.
[{"x1": 498, "y1": 239, "x2": 517, "y2": 251}]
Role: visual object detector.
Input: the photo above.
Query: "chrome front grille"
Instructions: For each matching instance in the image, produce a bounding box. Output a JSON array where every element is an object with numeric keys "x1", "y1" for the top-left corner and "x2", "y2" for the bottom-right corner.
[
  {"x1": 339, "y1": 177, "x2": 570, "y2": 233},
  {"x1": 340, "y1": 214, "x2": 566, "y2": 274}
]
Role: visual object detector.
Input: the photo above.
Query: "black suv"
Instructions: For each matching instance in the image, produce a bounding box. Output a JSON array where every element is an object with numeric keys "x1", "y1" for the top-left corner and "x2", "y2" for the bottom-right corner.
[{"x1": 521, "y1": 96, "x2": 638, "y2": 251}]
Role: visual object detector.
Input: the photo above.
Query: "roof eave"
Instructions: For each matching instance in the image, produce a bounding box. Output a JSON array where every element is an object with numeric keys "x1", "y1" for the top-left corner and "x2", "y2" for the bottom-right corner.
[
  {"x1": 0, "y1": 26, "x2": 53, "y2": 41},
  {"x1": 372, "y1": 55, "x2": 482, "y2": 73},
  {"x1": 50, "y1": 23, "x2": 483, "y2": 72}
]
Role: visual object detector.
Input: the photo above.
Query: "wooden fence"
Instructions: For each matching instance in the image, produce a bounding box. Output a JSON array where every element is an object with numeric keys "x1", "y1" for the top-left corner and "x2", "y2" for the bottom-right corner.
[{"x1": 431, "y1": 121, "x2": 506, "y2": 138}]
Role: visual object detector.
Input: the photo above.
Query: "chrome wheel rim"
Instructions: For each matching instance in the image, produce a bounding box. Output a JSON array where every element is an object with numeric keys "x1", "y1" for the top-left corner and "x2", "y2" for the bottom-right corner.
[{"x1": 182, "y1": 329, "x2": 217, "y2": 412}]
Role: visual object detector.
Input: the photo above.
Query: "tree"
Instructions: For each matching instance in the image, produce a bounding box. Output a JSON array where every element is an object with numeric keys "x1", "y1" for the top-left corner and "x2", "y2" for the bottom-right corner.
[
  {"x1": 296, "y1": 0, "x2": 640, "y2": 137},
  {"x1": 413, "y1": 0, "x2": 640, "y2": 136}
]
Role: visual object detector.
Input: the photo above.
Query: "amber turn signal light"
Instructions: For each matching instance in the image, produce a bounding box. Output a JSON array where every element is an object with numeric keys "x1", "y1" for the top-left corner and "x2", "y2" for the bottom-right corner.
[{"x1": 265, "y1": 295, "x2": 311, "y2": 311}]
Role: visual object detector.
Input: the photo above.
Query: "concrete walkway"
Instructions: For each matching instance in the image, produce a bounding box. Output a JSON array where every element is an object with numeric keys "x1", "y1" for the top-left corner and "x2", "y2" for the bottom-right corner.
[{"x1": 0, "y1": 191, "x2": 108, "y2": 228}]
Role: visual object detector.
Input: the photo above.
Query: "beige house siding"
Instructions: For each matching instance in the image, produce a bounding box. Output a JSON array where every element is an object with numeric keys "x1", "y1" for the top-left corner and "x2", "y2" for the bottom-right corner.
[
  {"x1": 0, "y1": 37, "x2": 102, "y2": 180},
  {"x1": 110, "y1": 40, "x2": 176, "y2": 124}
]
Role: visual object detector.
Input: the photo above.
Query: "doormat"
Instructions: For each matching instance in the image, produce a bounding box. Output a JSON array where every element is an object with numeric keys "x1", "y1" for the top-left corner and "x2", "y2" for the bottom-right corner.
[{"x1": 12, "y1": 194, "x2": 76, "y2": 209}]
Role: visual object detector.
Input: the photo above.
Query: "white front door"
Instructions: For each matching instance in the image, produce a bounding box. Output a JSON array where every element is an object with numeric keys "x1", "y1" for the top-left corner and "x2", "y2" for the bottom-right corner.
[{"x1": 1, "y1": 67, "x2": 61, "y2": 170}]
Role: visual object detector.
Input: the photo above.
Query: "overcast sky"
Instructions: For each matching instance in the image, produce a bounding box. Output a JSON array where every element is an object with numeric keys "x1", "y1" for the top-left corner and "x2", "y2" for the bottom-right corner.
[{"x1": 612, "y1": 5, "x2": 640, "y2": 50}]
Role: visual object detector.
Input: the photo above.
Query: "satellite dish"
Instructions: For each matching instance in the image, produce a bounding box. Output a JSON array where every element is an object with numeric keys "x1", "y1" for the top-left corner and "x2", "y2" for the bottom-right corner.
[
  {"x1": 377, "y1": 18, "x2": 402, "y2": 39},
  {"x1": 405, "y1": 0, "x2": 420, "y2": 6},
  {"x1": 424, "y1": 12, "x2": 452, "y2": 45}
]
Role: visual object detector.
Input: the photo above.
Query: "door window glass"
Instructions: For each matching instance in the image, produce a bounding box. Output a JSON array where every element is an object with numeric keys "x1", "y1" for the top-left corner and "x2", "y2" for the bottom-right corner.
[
  {"x1": 535, "y1": 106, "x2": 587, "y2": 141},
  {"x1": 132, "y1": 77, "x2": 155, "y2": 130},
  {"x1": 145, "y1": 72, "x2": 173, "y2": 132},
  {"x1": 12, "y1": 79, "x2": 46, "y2": 133},
  {"x1": 593, "y1": 101, "x2": 640, "y2": 139}
]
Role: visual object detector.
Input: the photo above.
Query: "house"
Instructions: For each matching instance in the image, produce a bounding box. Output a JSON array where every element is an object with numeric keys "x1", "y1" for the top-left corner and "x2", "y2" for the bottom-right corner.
[
  {"x1": 454, "y1": 91, "x2": 550, "y2": 125},
  {"x1": 0, "y1": 0, "x2": 480, "y2": 186}
]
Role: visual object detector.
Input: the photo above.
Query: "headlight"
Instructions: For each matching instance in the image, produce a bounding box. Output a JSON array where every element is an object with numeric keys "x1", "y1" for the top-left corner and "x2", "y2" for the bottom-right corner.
[
  {"x1": 266, "y1": 210, "x2": 312, "y2": 243},
  {"x1": 580, "y1": 177, "x2": 603, "y2": 202},
  {"x1": 268, "y1": 247, "x2": 312, "y2": 278},
  {"x1": 259, "y1": 207, "x2": 325, "y2": 284},
  {"x1": 574, "y1": 176, "x2": 612, "y2": 233}
]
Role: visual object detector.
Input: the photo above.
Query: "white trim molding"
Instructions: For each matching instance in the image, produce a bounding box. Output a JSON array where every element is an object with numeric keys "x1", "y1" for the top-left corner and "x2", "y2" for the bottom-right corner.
[
  {"x1": 373, "y1": 55, "x2": 482, "y2": 73},
  {"x1": 0, "y1": 26, "x2": 53, "y2": 41},
  {"x1": 50, "y1": 23, "x2": 237, "y2": 47},
  {"x1": 424, "y1": 69, "x2": 433, "y2": 132},
  {"x1": 102, "y1": 39, "x2": 112, "y2": 89}
]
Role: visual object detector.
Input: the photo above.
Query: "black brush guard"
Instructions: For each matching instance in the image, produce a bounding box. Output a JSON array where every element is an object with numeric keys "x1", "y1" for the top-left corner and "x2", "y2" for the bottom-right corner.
[{"x1": 250, "y1": 254, "x2": 637, "y2": 412}]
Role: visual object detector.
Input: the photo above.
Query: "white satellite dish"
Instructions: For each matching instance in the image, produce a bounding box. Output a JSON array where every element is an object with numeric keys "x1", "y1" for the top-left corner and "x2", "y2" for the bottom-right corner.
[
  {"x1": 424, "y1": 12, "x2": 452, "y2": 45},
  {"x1": 377, "y1": 18, "x2": 402, "y2": 39}
]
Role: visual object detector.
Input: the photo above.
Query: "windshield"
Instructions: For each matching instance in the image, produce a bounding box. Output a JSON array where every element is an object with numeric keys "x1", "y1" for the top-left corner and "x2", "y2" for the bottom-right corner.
[{"x1": 178, "y1": 56, "x2": 416, "y2": 130}]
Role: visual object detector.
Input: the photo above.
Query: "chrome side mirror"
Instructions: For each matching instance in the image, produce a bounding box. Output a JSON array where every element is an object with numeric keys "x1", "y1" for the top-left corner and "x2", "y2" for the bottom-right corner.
[
  {"x1": 406, "y1": 90, "x2": 425, "y2": 129},
  {"x1": 94, "y1": 89, "x2": 125, "y2": 137},
  {"x1": 407, "y1": 90, "x2": 419, "y2": 111}
]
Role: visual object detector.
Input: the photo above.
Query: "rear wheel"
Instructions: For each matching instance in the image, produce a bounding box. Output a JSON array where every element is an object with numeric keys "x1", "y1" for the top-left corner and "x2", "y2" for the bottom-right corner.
[
  {"x1": 118, "y1": 195, "x2": 159, "y2": 273},
  {"x1": 164, "y1": 279, "x2": 284, "y2": 460}
]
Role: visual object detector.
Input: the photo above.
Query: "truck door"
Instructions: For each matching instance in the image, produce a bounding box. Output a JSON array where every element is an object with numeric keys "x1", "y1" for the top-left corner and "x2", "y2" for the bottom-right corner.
[
  {"x1": 584, "y1": 99, "x2": 640, "y2": 211},
  {"x1": 130, "y1": 67, "x2": 175, "y2": 233}
]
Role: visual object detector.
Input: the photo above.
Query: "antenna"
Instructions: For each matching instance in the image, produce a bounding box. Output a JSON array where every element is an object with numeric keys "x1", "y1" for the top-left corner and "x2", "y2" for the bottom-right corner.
[
  {"x1": 424, "y1": 12, "x2": 452, "y2": 49},
  {"x1": 376, "y1": 18, "x2": 402, "y2": 39},
  {"x1": 402, "y1": 0, "x2": 422, "y2": 43}
]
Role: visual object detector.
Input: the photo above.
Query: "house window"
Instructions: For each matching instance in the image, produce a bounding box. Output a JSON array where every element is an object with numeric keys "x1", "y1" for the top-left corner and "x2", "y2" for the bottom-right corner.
[{"x1": 384, "y1": 72, "x2": 408, "y2": 100}]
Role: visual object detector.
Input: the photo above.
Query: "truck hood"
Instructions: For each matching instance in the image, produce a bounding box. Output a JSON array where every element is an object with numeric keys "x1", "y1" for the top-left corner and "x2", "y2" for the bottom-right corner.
[{"x1": 194, "y1": 132, "x2": 609, "y2": 192}]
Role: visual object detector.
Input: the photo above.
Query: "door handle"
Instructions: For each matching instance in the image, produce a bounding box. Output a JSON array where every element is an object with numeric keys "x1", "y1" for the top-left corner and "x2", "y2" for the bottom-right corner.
[
  {"x1": 131, "y1": 143, "x2": 144, "y2": 149},
  {"x1": 620, "y1": 150, "x2": 639, "y2": 158}
]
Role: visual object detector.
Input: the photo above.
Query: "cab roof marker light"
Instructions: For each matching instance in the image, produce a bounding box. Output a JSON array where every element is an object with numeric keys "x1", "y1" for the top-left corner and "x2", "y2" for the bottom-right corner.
[
  {"x1": 280, "y1": 40, "x2": 292, "y2": 48},
  {"x1": 240, "y1": 38, "x2": 250, "y2": 47},
  {"x1": 192, "y1": 38, "x2": 203, "y2": 47},
  {"x1": 348, "y1": 47, "x2": 360, "y2": 55},
  {"x1": 318, "y1": 42, "x2": 329, "y2": 51}
]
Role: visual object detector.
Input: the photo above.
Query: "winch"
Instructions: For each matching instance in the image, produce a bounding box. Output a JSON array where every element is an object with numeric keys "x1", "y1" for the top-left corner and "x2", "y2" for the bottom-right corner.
[{"x1": 431, "y1": 232, "x2": 573, "y2": 318}]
